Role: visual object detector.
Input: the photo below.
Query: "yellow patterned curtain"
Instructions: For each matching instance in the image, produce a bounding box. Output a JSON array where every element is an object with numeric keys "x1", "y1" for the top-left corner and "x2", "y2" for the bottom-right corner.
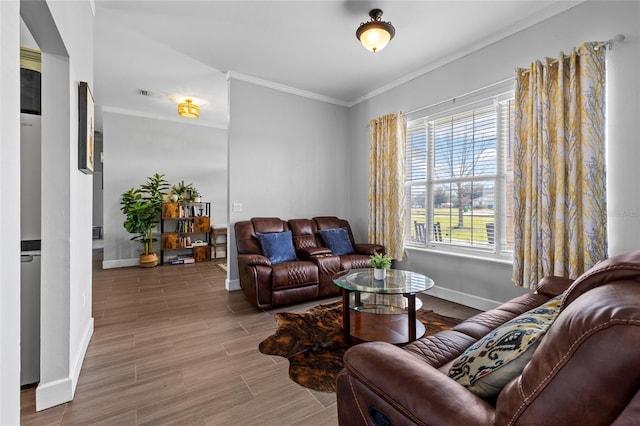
[
  {"x1": 368, "y1": 113, "x2": 406, "y2": 261},
  {"x1": 513, "y1": 42, "x2": 607, "y2": 288}
]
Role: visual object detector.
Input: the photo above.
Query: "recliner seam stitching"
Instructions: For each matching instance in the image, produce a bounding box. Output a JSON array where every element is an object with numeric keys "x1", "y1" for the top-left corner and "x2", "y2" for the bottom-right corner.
[
  {"x1": 347, "y1": 365, "x2": 425, "y2": 425},
  {"x1": 508, "y1": 318, "x2": 640, "y2": 425},
  {"x1": 347, "y1": 375, "x2": 369, "y2": 424}
]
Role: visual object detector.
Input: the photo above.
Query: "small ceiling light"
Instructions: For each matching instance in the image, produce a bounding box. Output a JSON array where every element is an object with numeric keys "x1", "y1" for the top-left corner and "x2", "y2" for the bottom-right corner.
[
  {"x1": 356, "y1": 9, "x2": 396, "y2": 53},
  {"x1": 178, "y1": 99, "x2": 200, "y2": 118}
]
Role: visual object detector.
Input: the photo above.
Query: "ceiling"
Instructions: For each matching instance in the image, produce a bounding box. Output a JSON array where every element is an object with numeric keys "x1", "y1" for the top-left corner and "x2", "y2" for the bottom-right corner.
[{"x1": 93, "y1": 0, "x2": 582, "y2": 130}]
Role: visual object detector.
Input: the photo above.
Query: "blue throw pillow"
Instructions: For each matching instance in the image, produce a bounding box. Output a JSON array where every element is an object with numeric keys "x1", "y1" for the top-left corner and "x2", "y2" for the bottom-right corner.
[
  {"x1": 319, "y1": 227, "x2": 354, "y2": 256},
  {"x1": 256, "y1": 231, "x2": 297, "y2": 264}
]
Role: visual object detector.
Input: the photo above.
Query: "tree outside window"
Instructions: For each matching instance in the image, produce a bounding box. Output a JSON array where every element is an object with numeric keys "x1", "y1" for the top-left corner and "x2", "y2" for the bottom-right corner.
[{"x1": 405, "y1": 97, "x2": 514, "y2": 255}]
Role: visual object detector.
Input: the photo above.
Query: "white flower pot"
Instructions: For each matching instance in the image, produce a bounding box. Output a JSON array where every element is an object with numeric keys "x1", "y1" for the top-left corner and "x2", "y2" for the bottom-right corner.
[{"x1": 374, "y1": 268, "x2": 386, "y2": 280}]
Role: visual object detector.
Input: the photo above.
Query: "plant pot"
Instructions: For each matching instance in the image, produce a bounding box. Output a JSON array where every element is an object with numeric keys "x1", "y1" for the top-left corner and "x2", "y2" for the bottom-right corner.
[
  {"x1": 194, "y1": 197, "x2": 202, "y2": 203},
  {"x1": 170, "y1": 194, "x2": 178, "y2": 202},
  {"x1": 139, "y1": 253, "x2": 159, "y2": 268},
  {"x1": 373, "y1": 268, "x2": 386, "y2": 280}
]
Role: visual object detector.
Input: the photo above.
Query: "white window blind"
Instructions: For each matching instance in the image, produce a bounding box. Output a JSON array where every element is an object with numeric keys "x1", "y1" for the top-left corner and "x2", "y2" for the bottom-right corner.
[{"x1": 405, "y1": 95, "x2": 514, "y2": 257}]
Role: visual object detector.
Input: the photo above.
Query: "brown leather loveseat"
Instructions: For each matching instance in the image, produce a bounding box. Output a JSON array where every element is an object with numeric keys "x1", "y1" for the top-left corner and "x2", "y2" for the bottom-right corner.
[
  {"x1": 336, "y1": 250, "x2": 640, "y2": 425},
  {"x1": 235, "y1": 216, "x2": 384, "y2": 309}
]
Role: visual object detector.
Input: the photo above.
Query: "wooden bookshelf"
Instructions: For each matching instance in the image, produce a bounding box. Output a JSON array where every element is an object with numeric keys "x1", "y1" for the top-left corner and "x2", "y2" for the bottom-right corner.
[{"x1": 160, "y1": 202, "x2": 211, "y2": 265}]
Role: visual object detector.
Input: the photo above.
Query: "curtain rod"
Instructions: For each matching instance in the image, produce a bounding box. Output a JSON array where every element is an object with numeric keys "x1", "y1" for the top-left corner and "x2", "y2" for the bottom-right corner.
[
  {"x1": 601, "y1": 34, "x2": 626, "y2": 50},
  {"x1": 375, "y1": 35, "x2": 625, "y2": 125},
  {"x1": 404, "y1": 76, "x2": 514, "y2": 116},
  {"x1": 519, "y1": 35, "x2": 625, "y2": 76}
]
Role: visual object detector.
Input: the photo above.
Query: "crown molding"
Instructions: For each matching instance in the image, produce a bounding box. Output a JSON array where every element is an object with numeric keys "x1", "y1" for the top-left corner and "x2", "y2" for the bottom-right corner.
[
  {"x1": 20, "y1": 46, "x2": 41, "y2": 72},
  {"x1": 226, "y1": 71, "x2": 350, "y2": 108},
  {"x1": 225, "y1": 1, "x2": 583, "y2": 109},
  {"x1": 348, "y1": 1, "x2": 584, "y2": 107}
]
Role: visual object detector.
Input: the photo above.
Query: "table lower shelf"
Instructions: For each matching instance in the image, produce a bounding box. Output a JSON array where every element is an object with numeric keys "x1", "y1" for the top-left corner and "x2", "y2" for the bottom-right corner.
[{"x1": 347, "y1": 310, "x2": 426, "y2": 345}]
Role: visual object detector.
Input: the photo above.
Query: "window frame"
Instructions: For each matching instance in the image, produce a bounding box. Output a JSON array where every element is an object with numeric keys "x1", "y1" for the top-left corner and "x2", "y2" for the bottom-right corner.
[{"x1": 404, "y1": 89, "x2": 514, "y2": 260}]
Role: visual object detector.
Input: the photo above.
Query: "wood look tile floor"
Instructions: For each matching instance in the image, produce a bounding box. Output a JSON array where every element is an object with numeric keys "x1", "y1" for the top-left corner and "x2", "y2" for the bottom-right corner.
[{"x1": 20, "y1": 251, "x2": 481, "y2": 426}]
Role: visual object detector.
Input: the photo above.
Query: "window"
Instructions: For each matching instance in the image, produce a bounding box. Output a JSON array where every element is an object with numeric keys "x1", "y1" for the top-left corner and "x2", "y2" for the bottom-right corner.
[{"x1": 405, "y1": 95, "x2": 514, "y2": 256}]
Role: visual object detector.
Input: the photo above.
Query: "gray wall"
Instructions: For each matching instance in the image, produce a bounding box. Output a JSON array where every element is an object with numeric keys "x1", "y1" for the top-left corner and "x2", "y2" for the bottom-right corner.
[
  {"x1": 92, "y1": 132, "x2": 103, "y2": 228},
  {"x1": 102, "y1": 112, "x2": 227, "y2": 267},
  {"x1": 347, "y1": 1, "x2": 640, "y2": 309},
  {"x1": 0, "y1": 2, "x2": 22, "y2": 422},
  {"x1": 227, "y1": 78, "x2": 350, "y2": 288}
]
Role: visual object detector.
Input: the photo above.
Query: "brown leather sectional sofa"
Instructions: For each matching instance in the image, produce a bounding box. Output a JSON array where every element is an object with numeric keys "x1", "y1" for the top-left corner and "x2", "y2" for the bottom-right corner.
[
  {"x1": 336, "y1": 250, "x2": 640, "y2": 425},
  {"x1": 234, "y1": 216, "x2": 385, "y2": 309}
]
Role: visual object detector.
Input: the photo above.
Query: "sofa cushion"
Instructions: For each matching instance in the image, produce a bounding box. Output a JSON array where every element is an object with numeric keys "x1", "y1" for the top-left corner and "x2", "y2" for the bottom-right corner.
[
  {"x1": 319, "y1": 227, "x2": 355, "y2": 255},
  {"x1": 256, "y1": 231, "x2": 297, "y2": 264},
  {"x1": 448, "y1": 294, "x2": 563, "y2": 398}
]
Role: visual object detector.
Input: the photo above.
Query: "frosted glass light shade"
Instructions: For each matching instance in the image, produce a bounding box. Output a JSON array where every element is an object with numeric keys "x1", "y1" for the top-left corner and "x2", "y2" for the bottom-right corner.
[
  {"x1": 356, "y1": 9, "x2": 395, "y2": 53},
  {"x1": 358, "y1": 27, "x2": 392, "y2": 53}
]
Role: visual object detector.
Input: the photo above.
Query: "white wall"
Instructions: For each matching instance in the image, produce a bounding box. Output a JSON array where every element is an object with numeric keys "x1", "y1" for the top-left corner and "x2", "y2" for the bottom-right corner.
[
  {"x1": 17, "y1": 0, "x2": 96, "y2": 412},
  {"x1": 102, "y1": 112, "x2": 227, "y2": 267},
  {"x1": 347, "y1": 0, "x2": 640, "y2": 309},
  {"x1": 0, "y1": 1, "x2": 22, "y2": 423},
  {"x1": 227, "y1": 77, "x2": 350, "y2": 288}
]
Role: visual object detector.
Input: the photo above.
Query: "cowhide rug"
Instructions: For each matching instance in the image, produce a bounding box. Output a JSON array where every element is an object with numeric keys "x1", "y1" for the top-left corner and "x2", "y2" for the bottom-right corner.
[{"x1": 258, "y1": 301, "x2": 462, "y2": 392}]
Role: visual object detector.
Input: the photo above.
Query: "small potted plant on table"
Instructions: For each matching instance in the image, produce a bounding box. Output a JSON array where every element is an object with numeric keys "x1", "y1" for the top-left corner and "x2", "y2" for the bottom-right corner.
[{"x1": 369, "y1": 252, "x2": 392, "y2": 280}]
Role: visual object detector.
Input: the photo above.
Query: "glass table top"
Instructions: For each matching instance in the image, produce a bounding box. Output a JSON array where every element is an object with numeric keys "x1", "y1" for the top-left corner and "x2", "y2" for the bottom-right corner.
[{"x1": 332, "y1": 268, "x2": 434, "y2": 295}]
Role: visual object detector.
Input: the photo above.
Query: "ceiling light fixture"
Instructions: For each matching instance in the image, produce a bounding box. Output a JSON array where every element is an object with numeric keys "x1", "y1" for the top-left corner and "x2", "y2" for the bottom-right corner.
[
  {"x1": 178, "y1": 99, "x2": 200, "y2": 118},
  {"x1": 356, "y1": 9, "x2": 396, "y2": 53}
]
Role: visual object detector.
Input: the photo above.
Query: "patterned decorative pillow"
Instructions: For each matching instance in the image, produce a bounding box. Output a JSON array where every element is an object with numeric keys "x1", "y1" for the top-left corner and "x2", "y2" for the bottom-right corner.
[
  {"x1": 256, "y1": 231, "x2": 297, "y2": 264},
  {"x1": 319, "y1": 227, "x2": 355, "y2": 256},
  {"x1": 448, "y1": 294, "x2": 564, "y2": 398}
]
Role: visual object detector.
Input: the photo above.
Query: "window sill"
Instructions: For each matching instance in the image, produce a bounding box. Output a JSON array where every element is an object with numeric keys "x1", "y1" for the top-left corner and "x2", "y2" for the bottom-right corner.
[{"x1": 404, "y1": 244, "x2": 513, "y2": 266}]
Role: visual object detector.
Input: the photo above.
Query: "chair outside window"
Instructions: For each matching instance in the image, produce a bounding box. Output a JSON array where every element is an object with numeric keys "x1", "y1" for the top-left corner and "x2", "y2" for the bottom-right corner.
[
  {"x1": 486, "y1": 223, "x2": 495, "y2": 245},
  {"x1": 414, "y1": 221, "x2": 442, "y2": 243},
  {"x1": 414, "y1": 221, "x2": 426, "y2": 243},
  {"x1": 433, "y1": 222, "x2": 442, "y2": 242}
]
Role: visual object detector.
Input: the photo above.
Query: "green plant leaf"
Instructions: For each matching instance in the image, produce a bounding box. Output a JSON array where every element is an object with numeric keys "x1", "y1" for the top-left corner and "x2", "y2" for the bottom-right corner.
[{"x1": 120, "y1": 173, "x2": 169, "y2": 255}]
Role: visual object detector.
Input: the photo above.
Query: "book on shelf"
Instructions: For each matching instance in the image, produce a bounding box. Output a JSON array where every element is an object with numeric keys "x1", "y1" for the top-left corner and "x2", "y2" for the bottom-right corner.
[
  {"x1": 169, "y1": 255, "x2": 195, "y2": 265},
  {"x1": 174, "y1": 221, "x2": 195, "y2": 233},
  {"x1": 169, "y1": 258, "x2": 195, "y2": 265},
  {"x1": 178, "y1": 204, "x2": 206, "y2": 218}
]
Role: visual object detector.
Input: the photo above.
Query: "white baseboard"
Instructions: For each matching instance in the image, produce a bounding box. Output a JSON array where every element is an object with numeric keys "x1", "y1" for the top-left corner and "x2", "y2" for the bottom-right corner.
[
  {"x1": 427, "y1": 285, "x2": 501, "y2": 312},
  {"x1": 226, "y1": 278, "x2": 240, "y2": 291},
  {"x1": 36, "y1": 377, "x2": 73, "y2": 411},
  {"x1": 70, "y1": 317, "x2": 94, "y2": 390},
  {"x1": 222, "y1": 280, "x2": 498, "y2": 310},
  {"x1": 35, "y1": 317, "x2": 94, "y2": 411},
  {"x1": 102, "y1": 258, "x2": 139, "y2": 269}
]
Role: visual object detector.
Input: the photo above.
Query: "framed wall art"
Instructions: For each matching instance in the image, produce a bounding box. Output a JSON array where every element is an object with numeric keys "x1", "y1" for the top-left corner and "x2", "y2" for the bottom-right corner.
[{"x1": 78, "y1": 81, "x2": 95, "y2": 174}]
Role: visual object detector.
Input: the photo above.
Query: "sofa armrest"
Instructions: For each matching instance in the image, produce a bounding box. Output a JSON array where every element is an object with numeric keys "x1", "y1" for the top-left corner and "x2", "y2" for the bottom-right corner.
[
  {"x1": 297, "y1": 247, "x2": 332, "y2": 257},
  {"x1": 353, "y1": 243, "x2": 384, "y2": 256},
  {"x1": 237, "y1": 253, "x2": 271, "y2": 267},
  {"x1": 535, "y1": 275, "x2": 574, "y2": 297},
  {"x1": 337, "y1": 341, "x2": 495, "y2": 425}
]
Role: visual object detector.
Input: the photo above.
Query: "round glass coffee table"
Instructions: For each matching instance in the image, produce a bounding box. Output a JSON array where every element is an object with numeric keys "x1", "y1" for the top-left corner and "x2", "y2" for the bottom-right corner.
[{"x1": 332, "y1": 268, "x2": 435, "y2": 345}]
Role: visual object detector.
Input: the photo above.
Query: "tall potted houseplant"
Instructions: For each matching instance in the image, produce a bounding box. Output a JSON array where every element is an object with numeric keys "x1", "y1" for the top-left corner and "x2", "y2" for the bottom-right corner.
[{"x1": 120, "y1": 173, "x2": 170, "y2": 267}]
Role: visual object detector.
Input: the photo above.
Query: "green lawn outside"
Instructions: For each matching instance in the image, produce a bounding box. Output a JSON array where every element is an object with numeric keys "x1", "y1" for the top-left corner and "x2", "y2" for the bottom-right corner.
[{"x1": 411, "y1": 208, "x2": 495, "y2": 244}]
